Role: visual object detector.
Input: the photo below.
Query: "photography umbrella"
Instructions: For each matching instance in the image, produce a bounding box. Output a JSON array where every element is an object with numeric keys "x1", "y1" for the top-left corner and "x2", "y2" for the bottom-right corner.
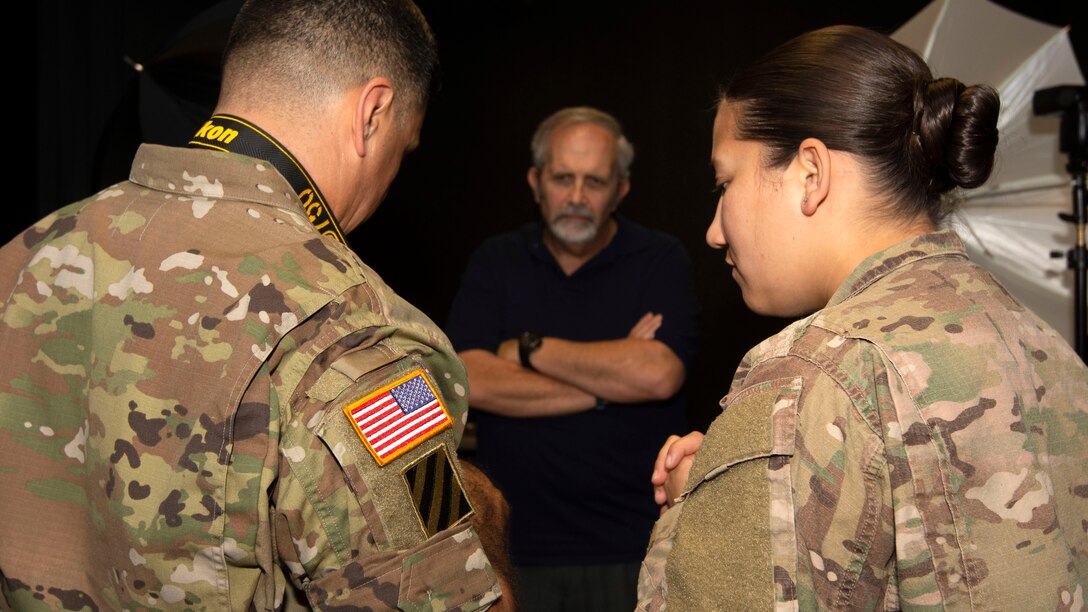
[
  {"x1": 893, "y1": 0, "x2": 1085, "y2": 347},
  {"x1": 134, "y1": 0, "x2": 242, "y2": 146}
]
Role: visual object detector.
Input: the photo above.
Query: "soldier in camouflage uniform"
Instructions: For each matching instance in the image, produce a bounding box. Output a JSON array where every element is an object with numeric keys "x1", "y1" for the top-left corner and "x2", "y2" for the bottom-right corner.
[
  {"x1": 0, "y1": 1, "x2": 508, "y2": 609},
  {"x1": 639, "y1": 26, "x2": 1088, "y2": 610}
]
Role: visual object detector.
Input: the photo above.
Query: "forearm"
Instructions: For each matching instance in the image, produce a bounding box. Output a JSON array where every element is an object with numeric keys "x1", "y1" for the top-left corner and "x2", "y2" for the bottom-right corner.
[
  {"x1": 530, "y1": 337, "x2": 685, "y2": 403},
  {"x1": 460, "y1": 349, "x2": 596, "y2": 417}
]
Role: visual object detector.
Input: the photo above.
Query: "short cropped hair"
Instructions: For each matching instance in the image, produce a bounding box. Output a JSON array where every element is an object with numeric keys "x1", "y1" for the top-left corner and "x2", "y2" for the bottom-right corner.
[
  {"x1": 221, "y1": 0, "x2": 439, "y2": 113},
  {"x1": 530, "y1": 107, "x2": 635, "y2": 178}
]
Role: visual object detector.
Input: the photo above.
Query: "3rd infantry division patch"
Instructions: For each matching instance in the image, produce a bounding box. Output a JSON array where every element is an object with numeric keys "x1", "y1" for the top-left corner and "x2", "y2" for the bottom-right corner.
[{"x1": 401, "y1": 445, "x2": 474, "y2": 538}]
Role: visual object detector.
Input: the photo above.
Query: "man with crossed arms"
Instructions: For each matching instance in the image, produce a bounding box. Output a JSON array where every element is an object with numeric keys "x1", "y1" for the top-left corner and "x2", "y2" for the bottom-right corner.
[{"x1": 446, "y1": 106, "x2": 700, "y2": 612}]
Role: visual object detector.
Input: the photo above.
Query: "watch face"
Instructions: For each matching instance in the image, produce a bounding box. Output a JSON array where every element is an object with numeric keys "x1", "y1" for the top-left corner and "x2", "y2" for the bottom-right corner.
[
  {"x1": 519, "y1": 332, "x2": 542, "y2": 369},
  {"x1": 526, "y1": 332, "x2": 542, "y2": 350}
]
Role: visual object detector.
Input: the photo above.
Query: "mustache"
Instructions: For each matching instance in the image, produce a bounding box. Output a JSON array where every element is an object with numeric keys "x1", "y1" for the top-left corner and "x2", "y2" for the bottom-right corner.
[{"x1": 551, "y1": 204, "x2": 594, "y2": 221}]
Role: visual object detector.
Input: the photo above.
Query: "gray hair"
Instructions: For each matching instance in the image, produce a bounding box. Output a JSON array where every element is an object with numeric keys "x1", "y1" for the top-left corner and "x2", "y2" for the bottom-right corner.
[{"x1": 530, "y1": 107, "x2": 635, "y2": 178}]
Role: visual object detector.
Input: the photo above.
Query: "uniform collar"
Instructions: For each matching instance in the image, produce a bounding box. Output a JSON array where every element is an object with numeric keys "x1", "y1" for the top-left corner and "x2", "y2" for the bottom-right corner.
[
  {"x1": 828, "y1": 231, "x2": 969, "y2": 308},
  {"x1": 128, "y1": 143, "x2": 302, "y2": 216}
]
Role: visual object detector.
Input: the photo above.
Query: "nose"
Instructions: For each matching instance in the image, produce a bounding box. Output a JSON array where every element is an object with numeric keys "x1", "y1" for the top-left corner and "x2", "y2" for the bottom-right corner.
[
  {"x1": 706, "y1": 201, "x2": 725, "y2": 249},
  {"x1": 570, "y1": 179, "x2": 588, "y2": 205}
]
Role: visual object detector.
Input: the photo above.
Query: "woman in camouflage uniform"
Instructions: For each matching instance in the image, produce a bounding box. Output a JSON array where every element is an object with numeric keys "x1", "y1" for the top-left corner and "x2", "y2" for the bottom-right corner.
[{"x1": 638, "y1": 24, "x2": 1088, "y2": 611}]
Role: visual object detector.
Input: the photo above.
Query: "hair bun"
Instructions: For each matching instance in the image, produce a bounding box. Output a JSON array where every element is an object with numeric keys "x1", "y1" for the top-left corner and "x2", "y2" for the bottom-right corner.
[{"x1": 917, "y1": 78, "x2": 1000, "y2": 193}]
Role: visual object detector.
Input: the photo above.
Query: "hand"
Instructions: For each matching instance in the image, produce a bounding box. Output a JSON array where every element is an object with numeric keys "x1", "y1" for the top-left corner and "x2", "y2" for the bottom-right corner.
[
  {"x1": 628, "y1": 312, "x2": 663, "y2": 340},
  {"x1": 496, "y1": 338, "x2": 519, "y2": 364},
  {"x1": 651, "y1": 431, "x2": 704, "y2": 508}
]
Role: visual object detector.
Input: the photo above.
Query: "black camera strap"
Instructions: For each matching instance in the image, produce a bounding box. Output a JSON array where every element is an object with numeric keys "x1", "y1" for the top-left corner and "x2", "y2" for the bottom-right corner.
[{"x1": 189, "y1": 114, "x2": 348, "y2": 245}]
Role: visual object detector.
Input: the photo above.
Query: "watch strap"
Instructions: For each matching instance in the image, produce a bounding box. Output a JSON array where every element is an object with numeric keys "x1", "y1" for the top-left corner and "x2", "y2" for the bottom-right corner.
[{"x1": 518, "y1": 332, "x2": 542, "y2": 370}]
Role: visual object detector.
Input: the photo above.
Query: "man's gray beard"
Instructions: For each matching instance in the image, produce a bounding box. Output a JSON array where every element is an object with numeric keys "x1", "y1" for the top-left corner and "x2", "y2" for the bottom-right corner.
[{"x1": 548, "y1": 206, "x2": 597, "y2": 245}]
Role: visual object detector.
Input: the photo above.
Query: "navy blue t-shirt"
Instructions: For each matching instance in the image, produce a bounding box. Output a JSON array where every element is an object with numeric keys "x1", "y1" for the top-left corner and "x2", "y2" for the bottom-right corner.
[{"x1": 445, "y1": 214, "x2": 700, "y2": 565}]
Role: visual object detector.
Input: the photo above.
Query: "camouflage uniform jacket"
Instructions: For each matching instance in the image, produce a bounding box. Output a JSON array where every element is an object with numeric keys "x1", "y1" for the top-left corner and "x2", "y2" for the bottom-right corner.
[
  {"x1": 637, "y1": 231, "x2": 1088, "y2": 611},
  {"x1": 0, "y1": 144, "x2": 501, "y2": 610}
]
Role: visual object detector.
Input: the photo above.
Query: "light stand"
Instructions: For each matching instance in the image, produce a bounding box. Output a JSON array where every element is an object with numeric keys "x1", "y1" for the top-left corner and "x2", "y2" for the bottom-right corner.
[{"x1": 1034, "y1": 84, "x2": 1088, "y2": 361}]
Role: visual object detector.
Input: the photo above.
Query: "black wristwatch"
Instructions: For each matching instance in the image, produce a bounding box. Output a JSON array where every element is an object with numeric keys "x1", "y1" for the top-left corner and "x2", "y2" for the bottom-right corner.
[{"x1": 518, "y1": 331, "x2": 543, "y2": 370}]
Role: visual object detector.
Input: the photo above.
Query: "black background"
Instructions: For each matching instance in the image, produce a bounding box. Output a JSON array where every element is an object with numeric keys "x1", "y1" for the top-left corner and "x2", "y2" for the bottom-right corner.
[{"x1": 32, "y1": 1, "x2": 1087, "y2": 431}]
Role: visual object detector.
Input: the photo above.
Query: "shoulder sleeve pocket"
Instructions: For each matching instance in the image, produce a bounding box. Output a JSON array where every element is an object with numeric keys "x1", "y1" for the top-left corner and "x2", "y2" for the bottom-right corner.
[
  {"x1": 312, "y1": 353, "x2": 467, "y2": 551},
  {"x1": 663, "y1": 376, "x2": 802, "y2": 609},
  {"x1": 279, "y1": 348, "x2": 477, "y2": 588}
]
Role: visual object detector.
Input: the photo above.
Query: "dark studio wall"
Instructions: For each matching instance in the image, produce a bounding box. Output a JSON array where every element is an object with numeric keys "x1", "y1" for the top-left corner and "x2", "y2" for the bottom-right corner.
[{"x1": 32, "y1": 0, "x2": 1088, "y2": 432}]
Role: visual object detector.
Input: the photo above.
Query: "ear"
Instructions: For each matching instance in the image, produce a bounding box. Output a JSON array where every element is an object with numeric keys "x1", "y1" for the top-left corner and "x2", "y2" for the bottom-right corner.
[
  {"x1": 526, "y1": 166, "x2": 542, "y2": 202},
  {"x1": 795, "y1": 137, "x2": 831, "y2": 217},
  {"x1": 352, "y1": 77, "x2": 395, "y2": 158},
  {"x1": 617, "y1": 176, "x2": 631, "y2": 203},
  {"x1": 609, "y1": 176, "x2": 631, "y2": 212}
]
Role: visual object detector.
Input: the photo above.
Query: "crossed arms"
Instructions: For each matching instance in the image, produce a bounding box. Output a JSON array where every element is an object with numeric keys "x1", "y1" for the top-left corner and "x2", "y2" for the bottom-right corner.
[{"x1": 459, "y1": 313, "x2": 686, "y2": 418}]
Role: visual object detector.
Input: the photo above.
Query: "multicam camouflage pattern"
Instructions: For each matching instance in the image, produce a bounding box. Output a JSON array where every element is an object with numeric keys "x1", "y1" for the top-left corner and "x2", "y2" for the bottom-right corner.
[
  {"x1": 0, "y1": 144, "x2": 501, "y2": 610},
  {"x1": 638, "y1": 231, "x2": 1088, "y2": 610}
]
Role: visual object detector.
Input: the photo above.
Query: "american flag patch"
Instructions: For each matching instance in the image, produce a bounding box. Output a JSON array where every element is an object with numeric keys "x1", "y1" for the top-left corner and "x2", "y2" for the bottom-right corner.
[{"x1": 344, "y1": 369, "x2": 452, "y2": 466}]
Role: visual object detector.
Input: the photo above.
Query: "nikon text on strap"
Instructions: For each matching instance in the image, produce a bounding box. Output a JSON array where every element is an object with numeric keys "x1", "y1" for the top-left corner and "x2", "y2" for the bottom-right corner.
[{"x1": 189, "y1": 114, "x2": 348, "y2": 245}]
